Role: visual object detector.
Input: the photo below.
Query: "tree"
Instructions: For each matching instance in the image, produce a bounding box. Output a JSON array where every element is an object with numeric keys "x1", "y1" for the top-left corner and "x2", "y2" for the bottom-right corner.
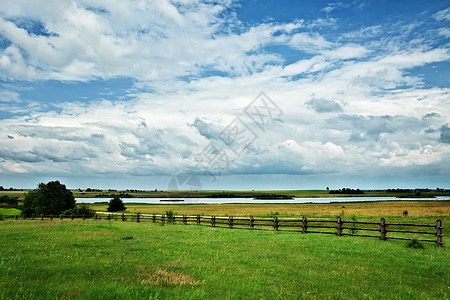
[
  {"x1": 23, "y1": 181, "x2": 75, "y2": 215},
  {"x1": 107, "y1": 196, "x2": 126, "y2": 212}
]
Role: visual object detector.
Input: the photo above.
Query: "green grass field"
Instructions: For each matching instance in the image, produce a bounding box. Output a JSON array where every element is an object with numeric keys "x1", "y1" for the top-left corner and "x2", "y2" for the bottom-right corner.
[{"x1": 1, "y1": 219, "x2": 449, "y2": 299}]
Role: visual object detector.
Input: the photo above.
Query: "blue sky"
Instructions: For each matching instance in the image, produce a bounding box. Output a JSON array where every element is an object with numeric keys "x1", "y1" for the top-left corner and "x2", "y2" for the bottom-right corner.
[{"x1": 0, "y1": 0, "x2": 449, "y2": 190}]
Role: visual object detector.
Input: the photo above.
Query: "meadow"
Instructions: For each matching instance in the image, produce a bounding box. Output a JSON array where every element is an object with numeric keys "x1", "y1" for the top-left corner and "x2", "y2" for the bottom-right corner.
[
  {"x1": 1, "y1": 219, "x2": 449, "y2": 299},
  {"x1": 89, "y1": 200, "x2": 450, "y2": 217},
  {"x1": 1, "y1": 200, "x2": 449, "y2": 299}
]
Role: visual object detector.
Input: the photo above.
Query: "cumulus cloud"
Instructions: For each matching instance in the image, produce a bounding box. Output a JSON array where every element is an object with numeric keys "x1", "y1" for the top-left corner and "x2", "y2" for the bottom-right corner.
[
  {"x1": 336, "y1": 115, "x2": 425, "y2": 141},
  {"x1": 188, "y1": 118, "x2": 223, "y2": 141},
  {"x1": 0, "y1": 0, "x2": 300, "y2": 81},
  {"x1": 305, "y1": 98, "x2": 343, "y2": 113}
]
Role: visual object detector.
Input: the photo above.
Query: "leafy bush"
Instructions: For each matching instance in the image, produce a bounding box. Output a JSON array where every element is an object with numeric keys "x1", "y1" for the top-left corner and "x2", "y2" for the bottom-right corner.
[
  {"x1": 0, "y1": 195, "x2": 19, "y2": 207},
  {"x1": 63, "y1": 203, "x2": 96, "y2": 217},
  {"x1": 107, "y1": 196, "x2": 126, "y2": 212},
  {"x1": 165, "y1": 210, "x2": 175, "y2": 223},
  {"x1": 23, "y1": 181, "x2": 75, "y2": 215}
]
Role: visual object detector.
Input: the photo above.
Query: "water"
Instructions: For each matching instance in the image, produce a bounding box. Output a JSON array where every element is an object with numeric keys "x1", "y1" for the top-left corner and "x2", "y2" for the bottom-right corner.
[{"x1": 76, "y1": 196, "x2": 450, "y2": 204}]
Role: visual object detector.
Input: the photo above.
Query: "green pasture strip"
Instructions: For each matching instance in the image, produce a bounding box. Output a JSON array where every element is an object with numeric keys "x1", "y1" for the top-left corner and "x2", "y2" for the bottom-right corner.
[
  {"x1": 0, "y1": 208, "x2": 22, "y2": 216},
  {"x1": 1, "y1": 220, "x2": 448, "y2": 299}
]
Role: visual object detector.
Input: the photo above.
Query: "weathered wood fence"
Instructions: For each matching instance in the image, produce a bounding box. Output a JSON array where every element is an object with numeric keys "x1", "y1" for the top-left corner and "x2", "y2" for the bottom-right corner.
[{"x1": 9, "y1": 213, "x2": 444, "y2": 246}]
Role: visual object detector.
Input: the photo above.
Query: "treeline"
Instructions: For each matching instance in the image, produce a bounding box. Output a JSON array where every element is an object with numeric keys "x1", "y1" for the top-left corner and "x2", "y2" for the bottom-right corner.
[
  {"x1": 329, "y1": 188, "x2": 364, "y2": 195},
  {"x1": 77, "y1": 188, "x2": 145, "y2": 193},
  {"x1": 386, "y1": 188, "x2": 449, "y2": 193},
  {"x1": 94, "y1": 193, "x2": 134, "y2": 198},
  {"x1": 0, "y1": 186, "x2": 23, "y2": 191}
]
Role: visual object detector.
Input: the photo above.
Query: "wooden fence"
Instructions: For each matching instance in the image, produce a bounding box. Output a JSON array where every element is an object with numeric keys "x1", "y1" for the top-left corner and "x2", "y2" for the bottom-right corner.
[{"x1": 7, "y1": 213, "x2": 444, "y2": 246}]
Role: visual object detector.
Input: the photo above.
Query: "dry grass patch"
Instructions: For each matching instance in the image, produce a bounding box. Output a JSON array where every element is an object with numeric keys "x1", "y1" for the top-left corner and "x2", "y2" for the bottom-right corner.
[
  {"x1": 111, "y1": 201, "x2": 450, "y2": 217},
  {"x1": 138, "y1": 268, "x2": 203, "y2": 286}
]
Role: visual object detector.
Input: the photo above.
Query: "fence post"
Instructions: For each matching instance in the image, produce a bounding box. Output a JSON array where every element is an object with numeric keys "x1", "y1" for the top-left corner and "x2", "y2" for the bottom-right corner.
[
  {"x1": 60, "y1": 214, "x2": 63, "y2": 220},
  {"x1": 196, "y1": 215, "x2": 200, "y2": 225},
  {"x1": 107, "y1": 214, "x2": 111, "y2": 221},
  {"x1": 14, "y1": 214, "x2": 18, "y2": 220},
  {"x1": 161, "y1": 215, "x2": 165, "y2": 223},
  {"x1": 94, "y1": 214, "x2": 98, "y2": 221},
  {"x1": 32, "y1": 214, "x2": 35, "y2": 220},
  {"x1": 302, "y1": 216, "x2": 308, "y2": 233},
  {"x1": 337, "y1": 216, "x2": 343, "y2": 236},
  {"x1": 183, "y1": 215, "x2": 187, "y2": 225},
  {"x1": 82, "y1": 214, "x2": 85, "y2": 220},
  {"x1": 250, "y1": 216, "x2": 254, "y2": 230},
  {"x1": 50, "y1": 214, "x2": 53, "y2": 221},
  {"x1": 136, "y1": 213, "x2": 140, "y2": 223},
  {"x1": 41, "y1": 214, "x2": 44, "y2": 221},
  {"x1": 273, "y1": 217, "x2": 279, "y2": 231},
  {"x1": 211, "y1": 216, "x2": 216, "y2": 227},
  {"x1": 228, "y1": 216, "x2": 233, "y2": 229},
  {"x1": 152, "y1": 214, "x2": 156, "y2": 223},
  {"x1": 380, "y1": 218, "x2": 387, "y2": 240},
  {"x1": 436, "y1": 220, "x2": 444, "y2": 247},
  {"x1": 121, "y1": 213, "x2": 125, "y2": 221}
]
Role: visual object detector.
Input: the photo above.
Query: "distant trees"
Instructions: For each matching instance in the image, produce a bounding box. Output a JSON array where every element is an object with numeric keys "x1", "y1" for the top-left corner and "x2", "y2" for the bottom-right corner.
[
  {"x1": 386, "y1": 188, "x2": 412, "y2": 193},
  {"x1": 0, "y1": 195, "x2": 18, "y2": 206},
  {"x1": 23, "y1": 181, "x2": 75, "y2": 215},
  {"x1": 107, "y1": 196, "x2": 126, "y2": 212},
  {"x1": 329, "y1": 188, "x2": 364, "y2": 195}
]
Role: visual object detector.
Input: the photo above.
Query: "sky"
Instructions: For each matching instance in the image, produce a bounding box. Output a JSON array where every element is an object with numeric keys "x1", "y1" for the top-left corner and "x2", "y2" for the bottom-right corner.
[{"x1": 0, "y1": 0, "x2": 449, "y2": 191}]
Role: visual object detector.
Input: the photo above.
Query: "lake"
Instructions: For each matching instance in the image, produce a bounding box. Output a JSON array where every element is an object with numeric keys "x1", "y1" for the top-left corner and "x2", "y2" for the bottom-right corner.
[{"x1": 76, "y1": 196, "x2": 450, "y2": 204}]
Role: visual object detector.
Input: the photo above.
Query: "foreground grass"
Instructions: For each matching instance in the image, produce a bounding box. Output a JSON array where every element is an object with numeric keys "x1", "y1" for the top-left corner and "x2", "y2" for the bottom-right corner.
[{"x1": 1, "y1": 220, "x2": 449, "y2": 299}]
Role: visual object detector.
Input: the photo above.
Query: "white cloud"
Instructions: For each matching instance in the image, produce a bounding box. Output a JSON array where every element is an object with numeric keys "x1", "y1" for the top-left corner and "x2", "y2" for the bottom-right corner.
[
  {"x1": 288, "y1": 32, "x2": 335, "y2": 53},
  {"x1": 438, "y1": 27, "x2": 450, "y2": 38},
  {"x1": 0, "y1": 0, "x2": 301, "y2": 81},
  {"x1": 281, "y1": 56, "x2": 328, "y2": 76},
  {"x1": 434, "y1": 8, "x2": 450, "y2": 21},
  {"x1": 321, "y1": 2, "x2": 345, "y2": 13},
  {"x1": 321, "y1": 44, "x2": 370, "y2": 59},
  {"x1": 0, "y1": 89, "x2": 20, "y2": 102}
]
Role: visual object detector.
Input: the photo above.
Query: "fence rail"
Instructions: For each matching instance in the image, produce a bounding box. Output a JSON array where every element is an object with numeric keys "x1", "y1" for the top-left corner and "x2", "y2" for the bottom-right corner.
[{"x1": 4, "y1": 213, "x2": 444, "y2": 246}]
